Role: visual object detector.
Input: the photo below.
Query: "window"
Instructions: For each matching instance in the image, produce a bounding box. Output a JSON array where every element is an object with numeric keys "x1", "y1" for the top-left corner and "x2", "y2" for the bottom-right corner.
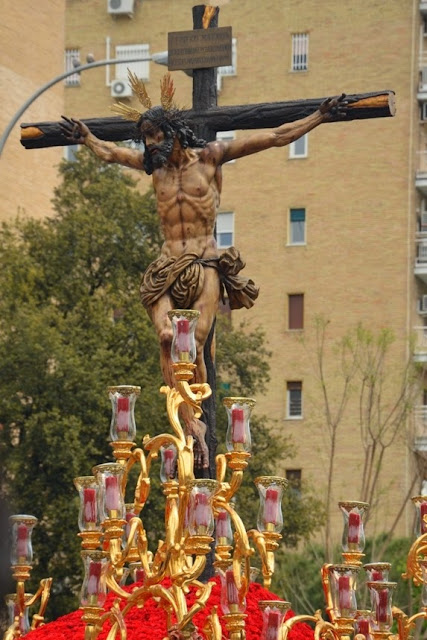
[
  {"x1": 287, "y1": 382, "x2": 302, "y2": 418},
  {"x1": 286, "y1": 469, "x2": 302, "y2": 495},
  {"x1": 291, "y1": 33, "x2": 309, "y2": 71},
  {"x1": 64, "y1": 49, "x2": 80, "y2": 86},
  {"x1": 289, "y1": 134, "x2": 308, "y2": 158},
  {"x1": 289, "y1": 208, "x2": 306, "y2": 244},
  {"x1": 217, "y1": 212, "x2": 234, "y2": 249},
  {"x1": 115, "y1": 44, "x2": 150, "y2": 81},
  {"x1": 216, "y1": 131, "x2": 236, "y2": 164},
  {"x1": 63, "y1": 144, "x2": 79, "y2": 162},
  {"x1": 217, "y1": 38, "x2": 237, "y2": 90},
  {"x1": 288, "y1": 294, "x2": 304, "y2": 330}
]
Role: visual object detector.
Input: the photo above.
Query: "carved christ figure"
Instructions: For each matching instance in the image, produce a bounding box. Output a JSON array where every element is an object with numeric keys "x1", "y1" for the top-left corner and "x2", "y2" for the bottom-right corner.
[{"x1": 60, "y1": 73, "x2": 346, "y2": 468}]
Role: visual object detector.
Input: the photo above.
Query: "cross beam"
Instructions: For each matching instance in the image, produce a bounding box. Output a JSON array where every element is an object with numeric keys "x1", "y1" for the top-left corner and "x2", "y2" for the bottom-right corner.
[{"x1": 20, "y1": 91, "x2": 395, "y2": 149}]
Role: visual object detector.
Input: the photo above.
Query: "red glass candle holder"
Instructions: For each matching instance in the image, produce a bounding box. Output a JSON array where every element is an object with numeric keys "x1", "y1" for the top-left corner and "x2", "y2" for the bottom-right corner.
[
  {"x1": 255, "y1": 476, "x2": 288, "y2": 534},
  {"x1": 186, "y1": 479, "x2": 219, "y2": 536},
  {"x1": 223, "y1": 397, "x2": 256, "y2": 453},
  {"x1": 411, "y1": 495, "x2": 427, "y2": 537},
  {"x1": 93, "y1": 462, "x2": 126, "y2": 522},
  {"x1": 215, "y1": 508, "x2": 233, "y2": 546},
  {"x1": 9, "y1": 515, "x2": 38, "y2": 566},
  {"x1": 338, "y1": 501, "x2": 369, "y2": 553},
  {"x1": 5, "y1": 593, "x2": 32, "y2": 636},
  {"x1": 124, "y1": 503, "x2": 140, "y2": 546},
  {"x1": 108, "y1": 385, "x2": 140, "y2": 442},
  {"x1": 363, "y1": 563, "x2": 391, "y2": 583},
  {"x1": 168, "y1": 310, "x2": 200, "y2": 364},
  {"x1": 259, "y1": 601, "x2": 291, "y2": 640},
  {"x1": 80, "y1": 550, "x2": 108, "y2": 608},
  {"x1": 219, "y1": 562, "x2": 246, "y2": 615},
  {"x1": 328, "y1": 564, "x2": 359, "y2": 618},
  {"x1": 418, "y1": 559, "x2": 427, "y2": 607},
  {"x1": 129, "y1": 562, "x2": 145, "y2": 584},
  {"x1": 366, "y1": 581, "x2": 397, "y2": 631},
  {"x1": 160, "y1": 444, "x2": 178, "y2": 483},
  {"x1": 354, "y1": 610, "x2": 372, "y2": 640},
  {"x1": 74, "y1": 476, "x2": 100, "y2": 532}
]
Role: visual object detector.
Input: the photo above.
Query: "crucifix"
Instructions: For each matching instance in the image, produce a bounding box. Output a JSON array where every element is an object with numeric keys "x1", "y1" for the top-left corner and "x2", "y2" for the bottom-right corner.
[{"x1": 20, "y1": 4, "x2": 395, "y2": 485}]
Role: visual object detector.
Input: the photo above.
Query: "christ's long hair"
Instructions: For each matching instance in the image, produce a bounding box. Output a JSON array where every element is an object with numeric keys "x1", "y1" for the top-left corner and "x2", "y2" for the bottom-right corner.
[{"x1": 134, "y1": 106, "x2": 207, "y2": 175}]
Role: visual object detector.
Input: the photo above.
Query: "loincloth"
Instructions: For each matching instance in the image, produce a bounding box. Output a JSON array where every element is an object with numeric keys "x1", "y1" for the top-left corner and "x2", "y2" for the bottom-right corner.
[{"x1": 140, "y1": 246, "x2": 259, "y2": 311}]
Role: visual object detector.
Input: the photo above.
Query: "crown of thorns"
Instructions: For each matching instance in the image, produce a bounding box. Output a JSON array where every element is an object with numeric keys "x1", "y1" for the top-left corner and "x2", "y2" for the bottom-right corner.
[{"x1": 112, "y1": 70, "x2": 178, "y2": 121}]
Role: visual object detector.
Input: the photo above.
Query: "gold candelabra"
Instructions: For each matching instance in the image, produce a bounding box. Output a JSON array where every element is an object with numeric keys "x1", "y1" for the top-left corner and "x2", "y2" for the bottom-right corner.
[{"x1": 4, "y1": 310, "x2": 427, "y2": 640}]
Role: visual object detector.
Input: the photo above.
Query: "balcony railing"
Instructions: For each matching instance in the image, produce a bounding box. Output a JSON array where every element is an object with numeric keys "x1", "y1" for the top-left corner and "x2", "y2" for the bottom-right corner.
[
  {"x1": 416, "y1": 238, "x2": 427, "y2": 266},
  {"x1": 414, "y1": 405, "x2": 427, "y2": 450},
  {"x1": 417, "y1": 151, "x2": 427, "y2": 174},
  {"x1": 413, "y1": 326, "x2": 427, "y2": 361}
]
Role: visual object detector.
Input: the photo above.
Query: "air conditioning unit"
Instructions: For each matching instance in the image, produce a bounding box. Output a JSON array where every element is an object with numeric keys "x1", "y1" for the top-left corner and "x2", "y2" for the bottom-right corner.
[
  {"x1": 108, "y1": 0, "x2": 134, "y2": 16},
  {"x1": 419, "y1": 295, "x2": 427, "y2": 313},
  {"x1": 111, "y1": 78, "x2": 132, "y2": 98}
]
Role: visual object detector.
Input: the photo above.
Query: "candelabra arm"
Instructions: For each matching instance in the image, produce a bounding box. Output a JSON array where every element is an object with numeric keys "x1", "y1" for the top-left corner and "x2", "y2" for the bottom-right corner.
[
  {"x1": 105, "y1": 599, "x2": 127, "y2": 640},
  {"x1": 203, "y1": 606, "x2": 223, "y2": 640},
  {"x1": 106, "y1": 569, "x2": 134, "y2": 601},
  {"x1": 27, "y1": 577, "x2": 53, "y2": 630},
  {"x1": 321, "y1": 564, "x2": 335, "y2": 622},
  {"x1": 392, "y1": 607, "x2": 427, "y2": 640},
  {"x1": 216, "y1": 454, "x2": 227, "y2": 484},
  {"x1": 3, "y1": 622, "x2": 17, "y2": 640},
  {"x1": 282, "y1": 612, "x2": 331, "y2": 640},
  {"x1": 174, "y1": 554, "x2": 207, "y2": 588},
  {"x1": 247, "y1": 529, "x2": 274, "y2": 586},
  {"x1": 175, "y1": 381, "x2": 212, "y2": 419},
  {"x1": 123, "y1": 448, "x2": 150, "y2": 514},
  {"x1": 401, "y1": 533, "x2": 427, "y2": 586},
  {"x1": 178, "y1": 580, "x2": 215, "y2": 631}
]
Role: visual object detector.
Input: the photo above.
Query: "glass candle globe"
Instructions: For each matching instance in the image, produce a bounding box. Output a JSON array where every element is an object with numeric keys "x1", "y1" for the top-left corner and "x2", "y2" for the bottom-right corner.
[
  {"x1": 223, "y1": 397, "x2": 256, "y2": 453},
  {"x1": 9, "y1": 515, "x2": 38, "y2": 566},
  {"x1": 108, "y1": 385, "x2": 140, "y2": 442},
  {"x1": 328, "y1": 564, "x2": 359, "y2": 618},
  {"x1": 74, "y1": 476, "x2": 100, "y2": 532},
  {"x1": 93, "y1": 462, "x2": 126, "y2": 521},
  {"x1": 255, "y1": 477, "x2": 288, "y2": 534},
  {"x1": 168, "y1": 310, "x2": 200, "y2": 364},
  {"x1": 338, "y1": 501, "x2": 369, "y2": 553}
]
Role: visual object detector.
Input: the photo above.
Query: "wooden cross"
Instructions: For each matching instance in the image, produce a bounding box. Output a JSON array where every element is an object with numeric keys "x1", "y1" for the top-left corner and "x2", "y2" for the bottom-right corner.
[
  {"x1": 20, "y1": 4, "x2": 395, "y2": 150},
  {"x1": 19, "y1": 5, "x2": 395, "y2": 484}
]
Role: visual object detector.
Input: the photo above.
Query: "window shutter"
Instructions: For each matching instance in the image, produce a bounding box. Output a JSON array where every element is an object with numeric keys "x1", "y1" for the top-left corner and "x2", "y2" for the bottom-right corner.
[{"x1": 288, "y1": 294, "x2": 304, "y2": 329}]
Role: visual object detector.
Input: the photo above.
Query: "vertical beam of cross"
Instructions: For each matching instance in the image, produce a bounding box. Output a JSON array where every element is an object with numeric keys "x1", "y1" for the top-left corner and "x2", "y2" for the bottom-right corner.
[{"x1": 191, "y1": 5, "x2": 220, "y2": 484}]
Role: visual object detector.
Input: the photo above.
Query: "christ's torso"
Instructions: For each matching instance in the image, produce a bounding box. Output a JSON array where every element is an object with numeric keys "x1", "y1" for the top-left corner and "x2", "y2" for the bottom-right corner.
[{"x1": 151, "y1": 148, "x2": 221, "y2": 259}]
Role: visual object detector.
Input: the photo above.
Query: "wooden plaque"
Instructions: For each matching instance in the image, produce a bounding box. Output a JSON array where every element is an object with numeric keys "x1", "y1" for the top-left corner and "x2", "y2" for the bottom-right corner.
[{"x1": 168, "y1": 26, "x2": 232, "y2": 71}]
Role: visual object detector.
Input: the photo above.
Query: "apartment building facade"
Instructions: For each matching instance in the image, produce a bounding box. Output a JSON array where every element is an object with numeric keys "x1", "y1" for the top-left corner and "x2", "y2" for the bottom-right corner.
[
  {"x1": 0, "y1": 1, "x2": 65, "y2": 220},
  {"x1": 2, "y1": 0, "x2": 423, "y2": 542}
]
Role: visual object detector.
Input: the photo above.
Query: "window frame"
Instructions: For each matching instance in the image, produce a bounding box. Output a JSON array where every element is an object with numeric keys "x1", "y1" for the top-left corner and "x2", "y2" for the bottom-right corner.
[
  {"x1": 216, "y1": 211, "x2": 235, "y2": 249},
  {"x1": 217, "y1": 38, "x2": 237, "y2": 90},
  {"x1": 286, "y1": 381, "x2": 303, "y2": 419},
  {"x1": 288, "y1": 208, "x2": 306, "y2": 245},
  {"x1": 64, "y1": 49, "x2": 81, "y2": 87},
  {"x1": 115, "y1": 43, "x2": 150, "y2": 81},
  {"x1": 288, "y1": 293, "x2": 304, "y2": 330},
  {"x1": 289, "y1": 134, "x2": 308, "y2": 159},
  {"x1": 291, "y1": 33, "x2": 309, "y2": 72}
]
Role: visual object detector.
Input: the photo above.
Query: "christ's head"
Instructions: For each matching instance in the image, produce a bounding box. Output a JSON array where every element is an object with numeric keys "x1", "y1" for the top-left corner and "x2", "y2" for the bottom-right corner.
[{"x1": 135, "y1": 106, "x2": 207, "y2": 175}]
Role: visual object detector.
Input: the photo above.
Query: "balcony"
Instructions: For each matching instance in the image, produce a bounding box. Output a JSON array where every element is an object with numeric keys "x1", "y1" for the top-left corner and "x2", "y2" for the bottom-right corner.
[
  {"x1": 415, "y1": 237, "x2": 427, "y2": 283},
  {"x1": 416, "y1": 151, "x2": 427, "y2": 196},
  {"x1": 414, "y1": 405, "x2": 427, "y2": 451},
  {"x1": 413, "y1": 326, "x2": 427, "y2": 363}
]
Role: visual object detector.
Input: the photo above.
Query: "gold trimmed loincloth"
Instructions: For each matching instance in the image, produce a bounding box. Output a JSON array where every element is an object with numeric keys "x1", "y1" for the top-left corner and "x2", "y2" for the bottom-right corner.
[{"x1": 140, "y1": 246, "x2": 259, "y2": 311}]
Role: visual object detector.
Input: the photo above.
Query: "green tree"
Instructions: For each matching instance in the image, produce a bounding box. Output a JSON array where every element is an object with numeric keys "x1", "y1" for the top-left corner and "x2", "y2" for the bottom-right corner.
[{"x1": 0, "y1": 149, "x2": 323, "y2": 626}]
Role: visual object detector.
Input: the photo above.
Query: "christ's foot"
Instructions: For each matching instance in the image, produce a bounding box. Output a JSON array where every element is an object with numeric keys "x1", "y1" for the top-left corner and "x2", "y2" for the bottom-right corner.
[{"x1": 184, "y1": 415, "x2": 209, "y2": 469}]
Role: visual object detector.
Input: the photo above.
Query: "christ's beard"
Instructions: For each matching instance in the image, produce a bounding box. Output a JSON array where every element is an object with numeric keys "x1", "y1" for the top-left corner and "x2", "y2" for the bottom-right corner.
[{"x1": 146, "y1": 138, "x2": 175, "y2": 169}]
